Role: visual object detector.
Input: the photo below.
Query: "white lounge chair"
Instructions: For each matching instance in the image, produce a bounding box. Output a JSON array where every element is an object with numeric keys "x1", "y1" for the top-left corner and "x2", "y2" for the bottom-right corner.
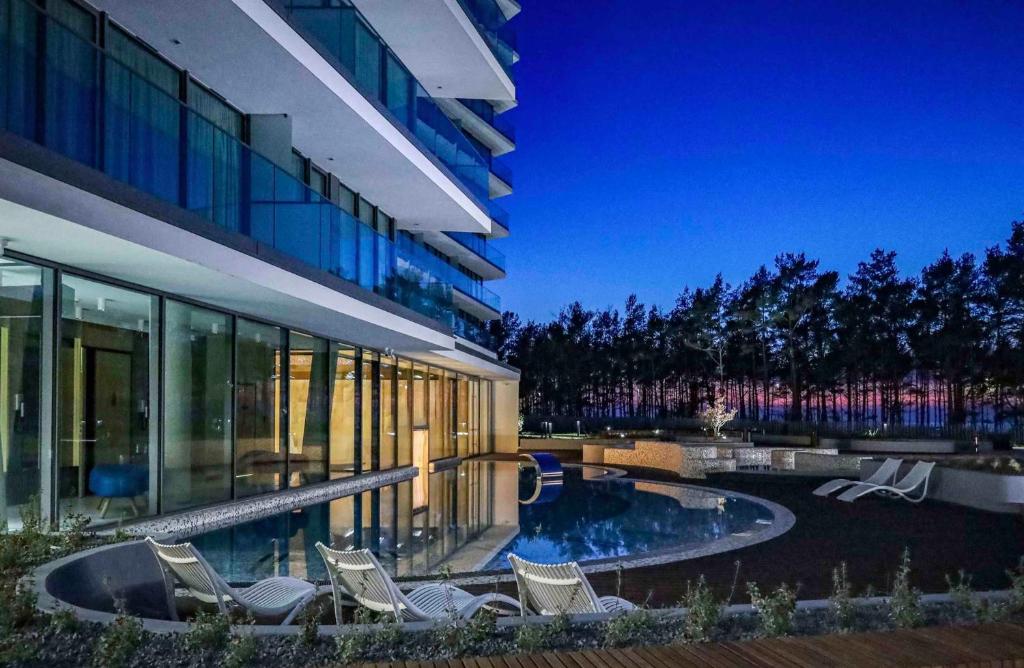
[
  {"x1": 507, "y1": 554, "x2": 635, "y2": 615},
  {"x1": 813, "y1": 457, "x2": 903, "y2": 497},
  {"x1": 146, "y1": 537, "x2": 317, "y2": 624},
  {"x1": 835, "y1": 461, "x2": 935, "y2": 503},
  {"x1": 315, "y1": 542, "x2": 521, "y2": 623}
]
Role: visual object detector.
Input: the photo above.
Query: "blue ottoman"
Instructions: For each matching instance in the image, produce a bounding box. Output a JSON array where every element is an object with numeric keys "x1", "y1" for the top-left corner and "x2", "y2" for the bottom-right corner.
[{"x1": 89, "y1": 465, "x2": 148, "y2": 518}]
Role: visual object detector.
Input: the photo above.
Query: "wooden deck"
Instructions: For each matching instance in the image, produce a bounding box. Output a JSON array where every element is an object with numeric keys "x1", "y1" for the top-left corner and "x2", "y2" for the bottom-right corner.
[{"x1": 378, "y1": 623, "x2": 1024, "y2": 667}]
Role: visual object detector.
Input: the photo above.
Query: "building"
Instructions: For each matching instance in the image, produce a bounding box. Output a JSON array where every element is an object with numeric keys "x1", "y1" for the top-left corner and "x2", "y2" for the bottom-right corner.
[{"x1": 0, "y1": 0, "x2": 521, "y2": 529}]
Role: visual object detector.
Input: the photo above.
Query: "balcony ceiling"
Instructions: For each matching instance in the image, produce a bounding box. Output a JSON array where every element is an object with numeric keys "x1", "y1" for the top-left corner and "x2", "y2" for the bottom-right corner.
[
  {"x1": 351, "y1": 0, "x2": 515, "y2": 102},
  {"x1": 89, "y1": 0, "x2": 491, "y2": 235}
]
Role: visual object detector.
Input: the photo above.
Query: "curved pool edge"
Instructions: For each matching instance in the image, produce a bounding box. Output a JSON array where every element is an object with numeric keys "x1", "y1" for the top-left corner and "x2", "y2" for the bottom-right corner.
[{"x1": 443, "y1": 476, "x2": 796, "y2": 587}]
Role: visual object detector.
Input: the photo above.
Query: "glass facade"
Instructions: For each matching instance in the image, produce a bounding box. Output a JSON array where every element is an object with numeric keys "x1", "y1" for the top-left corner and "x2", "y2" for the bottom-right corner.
[
  {"x1": 234, "y1": 319, "x2": 284, "y2": 498},
  {"x1": 57, "y1": 275, "x2": 158, "y2": 521},
  {"x1": 162, "y1": 302, "x2": 233, "y2": 513},
  {"x1": 0, "y1": 0, "x2": 462, "y2": 330},
  {"x1": 0, "y1": 259, "x2": 49, "y2": 529},
  {"x1": 289, "y1": 332, "x2": 330, "y2": 486},
  {"x1": 0, "y1": 257, "x2": 497, "y2": 525}
]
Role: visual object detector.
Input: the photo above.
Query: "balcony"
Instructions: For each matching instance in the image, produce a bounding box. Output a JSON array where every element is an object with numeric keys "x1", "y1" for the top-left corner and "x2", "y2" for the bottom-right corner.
[
  {"x1": 445, "y1": 232, "x2": 507, "y2": 273},
  {"x1": 489, "y1": 159, "x2": 513, "y2": 198},
  {"x1": 437, "y1": 98, "x2": 515, "y2": 158},
  {"x1": 396, "y1": 237, "x2": 501, "y2": 319},
  {"x1": 348, "y1": 0, "x2": 515, "y2": 101},
  {"x1": 88, "y1": 0, "x2": 492, "y2": 234},
  {"x1": 0, "y1": 1, "x2": 462, "y2": 330},
  {"x1": 454, "y1": 314, "x2": 496, "y2": 350},
  {"x1": 453, "y1": 0, "x2": 518, "y2": 80},
  {"x1": 276, "y1": 0, "x2": 491, "y2": 205}
]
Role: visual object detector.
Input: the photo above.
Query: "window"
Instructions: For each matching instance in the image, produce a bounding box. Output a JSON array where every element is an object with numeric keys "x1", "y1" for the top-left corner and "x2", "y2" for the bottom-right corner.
[
  {"x1": 360, "y1": 350, "x2": 375, "y2": 471},
  {"x1": 288, "y1": 331, "x2": 329, "y2": 486},
  {"x1": 379, "y1": 355, "x2": 396, "y2": 470},
  {"x1": 397, "y1": 360, "x2": 413, "y2": 467},
  {"x1": 0, "y1": 259, "x2": 52, "y2": 529},
  {"x1": 58, "y1": 275, "x2": 158, "y2": 522},
  {"x1": 234, "y1": 319, "x2": 284, "y2": 497},
  {"x1": 329, "y1": 344, "x2": 357, "y2": 479},
  {"x1": 162, "y1": 301, "x2": 232, "y2": 512},
  {"x1": 187, "y1": 80, "x2": 243, "y2": 139}
]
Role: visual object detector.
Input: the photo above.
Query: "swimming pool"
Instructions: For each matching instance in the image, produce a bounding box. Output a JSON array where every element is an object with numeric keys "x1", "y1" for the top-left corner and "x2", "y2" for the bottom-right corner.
[{"x1": 189, "y1": 460, "x2": 785, "y2": 583}]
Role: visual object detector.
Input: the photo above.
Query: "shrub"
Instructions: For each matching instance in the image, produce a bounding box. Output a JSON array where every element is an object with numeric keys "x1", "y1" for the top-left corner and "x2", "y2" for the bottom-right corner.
[
  {"x1": 335, "y1": 606, "x2": 401, "y2": 664},
  {"x1": 829, "y1": 562, "x2": 854, "y2": 632},
  {"x1": 1007, "y1": 557, "x2": 1024, "y2": 614},
  {"x1": 48, "y1": 606, "x2": 81, "y2": 633},
  {"x1": 681, "y1": 575, "x2": 721, "y2": 642},
  {"x1": 298, "y1": 599, "x2": 324, "y2": 649},
  {"x1": 223, "y1": 633, "x2": 258, "y2": 668},
  {"x1": 946, "y1": 570, "x2": 975, "y2": 619},
  {"x1": 603, "y1": 608, "x2": 658, "y2": 648},
  {"x1": 515, "y1": 612, "x2": 568, "y2": 654},
  {"x1": 889, "y1": 548, "x2": 922, "y2": 629},
  {"x1": 93, "y1": 612, "x2": 144, "y2": 668},
  {"x1": 185, "y1": 609, "x2": 231, "y2": 654},
  {"x1": 747, "y1": 582, "x2": 797, "y2": 637}
]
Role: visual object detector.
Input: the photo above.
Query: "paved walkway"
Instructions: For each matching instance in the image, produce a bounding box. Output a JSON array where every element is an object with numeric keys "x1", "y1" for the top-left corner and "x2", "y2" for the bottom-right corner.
[{"x1": 377, "y1": 622, "x2": 1024, "y2": 667}]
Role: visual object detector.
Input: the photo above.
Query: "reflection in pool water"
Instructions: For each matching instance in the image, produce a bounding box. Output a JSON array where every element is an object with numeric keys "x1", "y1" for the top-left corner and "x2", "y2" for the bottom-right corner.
[{"x1": 190, "y1": 461, "x2": 777, "y2": 584}]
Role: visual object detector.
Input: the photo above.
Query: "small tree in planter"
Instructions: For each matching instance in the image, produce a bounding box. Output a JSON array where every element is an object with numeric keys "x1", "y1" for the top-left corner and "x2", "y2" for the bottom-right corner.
[{"x1": 700, "y1": 393, "x2": 738, "y2": 439}]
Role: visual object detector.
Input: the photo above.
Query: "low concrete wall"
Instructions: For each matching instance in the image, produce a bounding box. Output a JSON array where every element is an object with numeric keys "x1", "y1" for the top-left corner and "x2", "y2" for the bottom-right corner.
[
  {"x1": 519, "y1": 438, "x2": 584, "y2": 452},
  {"x1": 751, "y1": 433, "x2": 814, "y2": 447},
  {"x1": 822, "y1": 438, "x2": 957, "y2": 454},
  {"x1": 769, "y1": 448, "x2": 838, "y2": 470},
  {"x1": 862, "y1": 459, "x2": 1024, "y2": 513}
]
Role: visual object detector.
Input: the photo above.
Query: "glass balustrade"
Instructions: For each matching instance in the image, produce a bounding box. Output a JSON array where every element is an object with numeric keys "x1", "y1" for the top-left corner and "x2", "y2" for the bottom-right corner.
[
  {"x1": 0, "y1": 0, "x2": 457, "y2": 329},
  {"x1": 277, "y1": 1, "x2": 492, "y2": 204},
  {"x1": 445, "y1": 232, "x2": 506, "y2": 272}
]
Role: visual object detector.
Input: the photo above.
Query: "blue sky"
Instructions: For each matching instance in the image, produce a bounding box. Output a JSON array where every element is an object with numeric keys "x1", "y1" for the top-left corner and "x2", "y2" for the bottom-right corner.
[{"x1": 497, "y1": 0, "x2": 1024, "y2": 321}]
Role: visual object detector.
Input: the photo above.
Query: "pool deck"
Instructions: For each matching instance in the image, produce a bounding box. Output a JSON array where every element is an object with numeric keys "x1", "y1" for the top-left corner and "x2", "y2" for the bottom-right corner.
[
  {"x1": 472, "y1": 454, "x2": 1024, "y2": 607},
  {"x1": 390, "y1": 621, "x2": 1024, "y2": 667}
]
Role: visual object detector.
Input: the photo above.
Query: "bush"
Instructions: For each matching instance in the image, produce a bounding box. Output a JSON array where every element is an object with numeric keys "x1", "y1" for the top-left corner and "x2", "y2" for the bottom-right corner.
[
  {"x1": 224, "y1": 633, "x2": 258, "y2": 668},
  {"x1": 603, "y1": 608, "x2": 658, "y2": 648},
  {"x1": 335, "y1": 607, "x2": 402, "y2": 664},
  {"x1": 93, "y1": 612, "x2": 144, "y2": 668},
  {"x1": 747, "y1": 582, "x2": 797, "y2": 637},
  {"x1": 298, "y1": 599, "x2": 325, "y2": 649},
  {"x1": 889, "y1": 548, "x2": 922, "y2": 629},
  {"x1": 681, "y1": 575, "x2": 721, "y2": 642},
  {"x1": 185, "y1": 609, "x2": 231, "y2": 654},
  {"x1": 829, "y1": 562, "x2": 854, "y2": 632},
  {"x1": 515, "y1": 613, "x2": 568, "y2": 654}
]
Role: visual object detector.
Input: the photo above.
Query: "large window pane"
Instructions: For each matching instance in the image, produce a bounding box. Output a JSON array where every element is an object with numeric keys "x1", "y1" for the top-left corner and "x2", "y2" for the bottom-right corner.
[
  {"x1": 397, "y1": 360, "x2": 412, "y2": 468},
  {"x1": 329, "y1": 344, "x2": 356, "y2": 479},
  {"x1": 360, "y1": 350, "x2": 375, "y2": 472},
  {"x1": 235, "y1": 319, "x2": 284, "y2": 497},
  {"x1": 480, "y1": 379, "x2": 492, "y2": 454},
  {"x1": 58, "y1": 275, "x2": 157, "y2": 522},
  {"x1": 289, "y1": 331, "x2": 329, "y2": 486},
  {"x1": 0, "y1": 259, "x2": 49, "y2": 528},
  {"x1": 456, "y1": 375, "x2": 469, "y2": 457},
  {"x1": 379, "y1": 356, "x2": 395, "y2": 470},
  {"x1": 162, "y1": 301, "x2": 232, "y2": 512}
]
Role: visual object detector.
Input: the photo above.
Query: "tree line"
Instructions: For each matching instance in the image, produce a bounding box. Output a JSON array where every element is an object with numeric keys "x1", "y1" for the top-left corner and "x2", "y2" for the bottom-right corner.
[{"x1": 492, "y1": 221, "x2": 1024, "y2": 432}]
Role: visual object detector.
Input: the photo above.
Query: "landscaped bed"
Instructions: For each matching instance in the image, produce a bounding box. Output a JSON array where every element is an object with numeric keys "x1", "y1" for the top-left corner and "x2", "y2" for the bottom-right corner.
[{"x1": 6, "y1": 508, "x2": 1024, "y2": 667}]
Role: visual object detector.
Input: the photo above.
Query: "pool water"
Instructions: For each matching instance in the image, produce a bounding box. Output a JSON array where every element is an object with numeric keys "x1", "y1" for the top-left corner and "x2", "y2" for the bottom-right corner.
[{"x1": 189, "y1": 461, "x2": 777, "y2": 584}]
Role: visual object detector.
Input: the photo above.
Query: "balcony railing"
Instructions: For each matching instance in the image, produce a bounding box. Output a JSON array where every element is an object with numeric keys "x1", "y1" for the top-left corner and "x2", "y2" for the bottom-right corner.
[
  {"x1": 458, "y1": 98, "x2": 515, "y2": 143},
  {"x1": 396, "y1": 236, "x2": 501, "y2": 313},
  {"x1": 490, "y1": 159, "x2": 513, "y2": 189},
  {"x1": 490, "y1": 201, "x2": 510, "y2": 232},
  {"x1": 453, "y1": 0, "x2": 517, "y2": 80},
  {"x1": 454, "y1": 314, "x2": 496, "y2": 349},
  {"x1": 445, "y1": 232, "x2": 506, "y2": 272},
  {"x1": 0, "y1": 0, "x2": 458, "y2": 328},
  {"x1": 276, "y1": 1, "x2": 492, "y2": 204}
]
